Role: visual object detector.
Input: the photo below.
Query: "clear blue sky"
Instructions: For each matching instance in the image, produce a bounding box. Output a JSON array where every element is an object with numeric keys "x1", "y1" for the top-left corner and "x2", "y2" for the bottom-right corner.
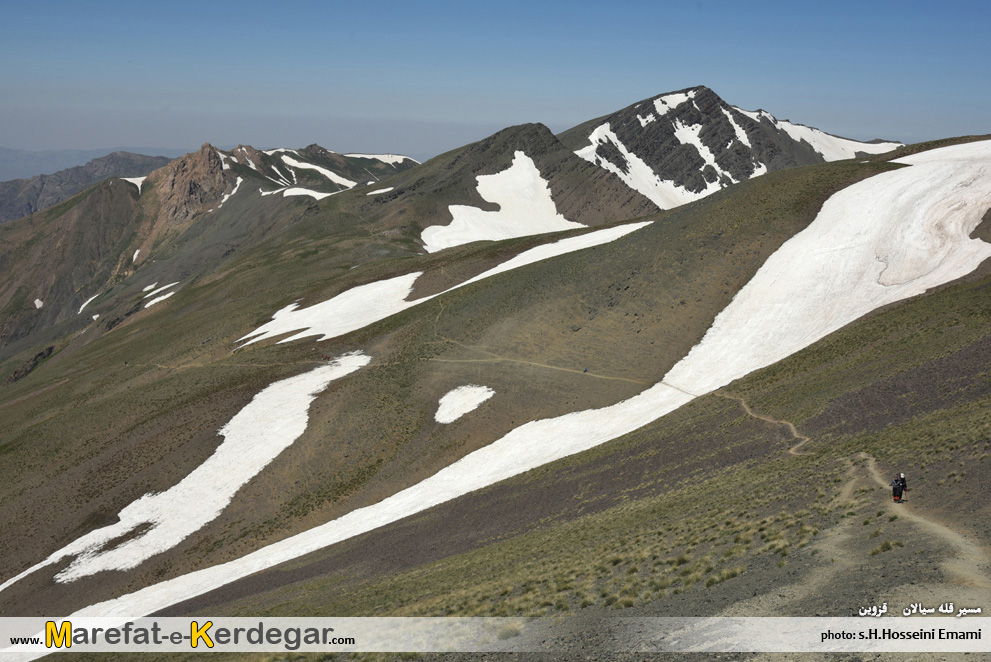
[{"x1": 0, "y1": 0, "x2": 987, "y2": 161}]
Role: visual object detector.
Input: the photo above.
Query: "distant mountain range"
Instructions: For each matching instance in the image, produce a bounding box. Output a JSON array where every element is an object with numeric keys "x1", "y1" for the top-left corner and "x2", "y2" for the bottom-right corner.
[
  {"x1": 0, "y1": 151, "x2": 174, "y2": 223},
  {"x1": 2, "y1": 85, "x2": 986, "y2": 644},
  {"x1": 0, "y1": 146, "x2": 191, "y2": 181}
]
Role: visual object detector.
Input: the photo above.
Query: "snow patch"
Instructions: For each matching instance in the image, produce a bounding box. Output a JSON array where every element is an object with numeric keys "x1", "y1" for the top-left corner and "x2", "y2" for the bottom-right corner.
[
  {"x1": 435, "y1": 385, "x2": 495, "y2": 423},
  {"x1": 721, "y1": 107, "x2": 752, "y2": 148},
  {"x1": 78, "y1": 294, "x2": 99, "y2": 315},
  {"x1": 637, "y1": 113, "x2": 656, "y2": 127},
  {"x1": 91, "y1": 314, "x2": 99, "y2": 321},
  {"x1": 344, "y1": 153, "x2": 419, "y2": 165},
  {"x1": 652, "y1": 90, "x2": 696, "y2": 117},
  {"x1": 366, "y1": 187, "x2": 394, "y2": 196},
  {"x1": 673, "y1": 119, "x2": 735, "y2": 187},
  {"x1": 216, "y1": 177, "x2": 243, "y2": 209},
  {"x1": 132, "y1": 249, "x2": 140, "y2": 263},
  {"x1": 121, "y1": 177, "x2": 146, "y2": 194},
  {"x1": 262, "y1": 148, "x2": 300, "y2": 156},
  {"x1": 216, "y1": 150, "x2": 230, "y2": 170},
  {"x1": 283, "y1": 187, "x2": 336, "y2": 201},
  {"x1": 239, "y1": 221, "x2": 650, "y2": 347},
  {"x1": 33, "y1": 299, "x2": 43, "y2": 309},
  {"x1": 281, "y1": 155, "x2": 357, "y2": 188},
  {"x1": 144, "y1": 292, "x2": 175, "y2": 308},
  {"x1": 143, "y1": 282, "x2": 178, "y2": 299},
  {"x1": 421, "y1": 151, "x2": 585, "y2": 252},
  {"x1": 142, "y1": 282, "x2": 158, "y2": 292},
  {"x1": 0, "y1": 353, "x2": 370, "y2": 591},
  {"x1": 576, "y1": 123, "x2": 701, "y2": 209},
  {"x1": 731, "y1": 106, "x2": 901, "y2": 160}
]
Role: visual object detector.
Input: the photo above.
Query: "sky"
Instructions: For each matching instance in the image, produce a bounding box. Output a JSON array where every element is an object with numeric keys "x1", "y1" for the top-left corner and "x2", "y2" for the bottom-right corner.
[{"x1": 0, "y1": 0, "x2": 987, "y2": 162}]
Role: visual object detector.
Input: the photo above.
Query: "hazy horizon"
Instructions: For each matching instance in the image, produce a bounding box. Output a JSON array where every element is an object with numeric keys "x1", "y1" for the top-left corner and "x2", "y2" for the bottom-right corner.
[{"x1": 2, "y1": 1, "x2": 987, "y2": 162}]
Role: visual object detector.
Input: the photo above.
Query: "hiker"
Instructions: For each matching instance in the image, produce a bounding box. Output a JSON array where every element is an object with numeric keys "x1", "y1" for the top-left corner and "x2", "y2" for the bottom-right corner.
[{"x1": 890, "y1": 472, "x2": 908, "y2": 503}]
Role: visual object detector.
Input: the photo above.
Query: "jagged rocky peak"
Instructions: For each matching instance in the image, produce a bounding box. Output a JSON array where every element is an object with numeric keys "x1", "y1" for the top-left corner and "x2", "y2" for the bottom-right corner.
[{"x1": 149, "y1": 143, "x2": 239, "y2": 225}]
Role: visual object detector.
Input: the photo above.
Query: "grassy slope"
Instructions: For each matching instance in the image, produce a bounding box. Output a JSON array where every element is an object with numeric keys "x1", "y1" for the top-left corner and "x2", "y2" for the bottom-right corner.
[
  {"x1": 182, "y1": 209, "x2": 991, "y2": 628},
  {"x1": 0, "y1": 156, "x2": 899, "y2": 618}
]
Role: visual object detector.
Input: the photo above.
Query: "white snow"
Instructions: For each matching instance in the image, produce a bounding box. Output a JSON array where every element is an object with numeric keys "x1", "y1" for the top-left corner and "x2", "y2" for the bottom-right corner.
[
  {"x1": 216, "y1": 177, "x2": 243, "y2": 209},
  {"x1": 142, "y1": 282, "x2": 158, "y2": 292},
  {"x1": 283, "y1": 187, "x2": 336, "y2": 201},
  {"x1": 281, "y1": 155, "x2": 357, "y2": 188},
  {"x1": 421, "y1": 151, "x2": 586, "y2": 253},
  {"x1": 367, "y1": 187, "x2": 394, "y2": 195},
  {"x1": 121, "y1": 177, "x2": 147, "y2": 194},
  {"x1": 132, "y1": 249, "x2": 140, "y2": 263},
  {"x1": 344, "y1": 153, "x2": 419, "y2": 165},
  {"x1": 435, "y1": 385, "x2": 495, "y2": 423},
  {"x1": 652, "y1": 90, "x2": 696, "y2": 117},
  {"x1": 216, "y1": 150, "x2": 230, "y2": 170},
  {"x1": 576, "y1": 123, "x2": 702, "y2": 209},
  {"x1": 48, "y1": 141, "x2": 991, "y2": 622},
  {"x1": 239, "y1": 221, "x2": 650, "y2": 347},
  {"x1": 0, "y1": 353, "x2": 370, "y2": 592},
  {"x1": 721, "y1": 107, "x2": 752, "y2": 148},
  {"x1": 263, "y1": 148, "x2": 300, "y2": 156},
  {"x1": 144, "y1": 292, "x2": 174, "y2": 308},
  {"x1": 731, "y1": 106, "x2": 902, "y2": 160},
  {"x1": 78, "y1": 294, "x2": 99, "y2": 315},
  {"x1": 92, "y1": 314, "x2": 99, "y2": 321},
  {"x1": 672, "y1": 119, "x2": 736, "y2": 187},
  {"x1": 270, "y1": 165, "x2": 292, "y2": 186},
  {"x1": 33, "y1": 299, "x2": 43, "y2": 309},
  {"x1": 637, "y1": 113, "x2": 656, "y2": 127},
  {"x1": 143, "y1": 282, "x2": 178, "y2": 299}
]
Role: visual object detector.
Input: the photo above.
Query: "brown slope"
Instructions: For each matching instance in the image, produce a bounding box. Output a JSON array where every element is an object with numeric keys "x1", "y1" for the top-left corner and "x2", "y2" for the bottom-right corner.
[{"x1": 0, "y1": 151, "x2": 172, "y2": 224}]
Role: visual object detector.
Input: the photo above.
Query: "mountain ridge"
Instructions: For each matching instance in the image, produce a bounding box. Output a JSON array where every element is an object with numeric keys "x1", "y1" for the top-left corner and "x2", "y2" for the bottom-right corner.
[{"x1": 0, "y1": 87, "x2": 986, "y2": 645}]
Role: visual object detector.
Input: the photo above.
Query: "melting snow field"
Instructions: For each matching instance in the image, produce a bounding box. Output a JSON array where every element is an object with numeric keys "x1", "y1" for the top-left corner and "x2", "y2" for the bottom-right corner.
[
  {"x1": 420, "y1": 151, "x2": 586, "y2": 252},
  {"x1": 9, "y1": 141, "x2": 991, "y2": 627},
  {"x1": 435, "y1": 385, "x2": 495, "y2": 423},
  {"x1": 238, "y1": 221, "x2": 651, "y2": 347},
  {"x1": 0, "y1": 353, "x2": 370, "y2": 594},
  {"x1": 367, "y1": 187, "x2": 393, "y2": 195}
]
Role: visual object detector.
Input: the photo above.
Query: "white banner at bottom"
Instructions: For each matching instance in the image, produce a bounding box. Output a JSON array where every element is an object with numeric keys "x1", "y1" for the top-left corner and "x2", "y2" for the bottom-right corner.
[{"x1": 0, "y1": 616, "x2": 986, "y2": 655}]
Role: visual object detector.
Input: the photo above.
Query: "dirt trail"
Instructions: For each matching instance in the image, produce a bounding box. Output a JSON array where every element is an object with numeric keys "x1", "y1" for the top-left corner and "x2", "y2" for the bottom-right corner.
[
  {"x1": 715, "y1": 391, "x2": 811, "y2": 455},
  {"x1": 863, "y1": 452, "x2": 991, "y2": 589},
  {"x1": 711, "y1": 397, "x2": 990, "y2": 622}
]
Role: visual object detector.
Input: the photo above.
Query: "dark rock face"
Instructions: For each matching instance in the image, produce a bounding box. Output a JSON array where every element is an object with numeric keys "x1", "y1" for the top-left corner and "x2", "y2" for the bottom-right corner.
[
  {"x1": 0, "y1": 152, "x2": 172, "y2": 224},
  {"x1": 2, "y1": 346, "x2": 53, "y2": 385},
  {"x1": 558, "y1": 85, "x2": 893, "y2": 209}
]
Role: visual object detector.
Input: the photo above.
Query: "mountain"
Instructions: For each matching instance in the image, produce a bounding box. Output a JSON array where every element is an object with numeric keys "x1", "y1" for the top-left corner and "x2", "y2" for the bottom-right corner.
[
  {"x1": 559, "y1": 85, "x2": 902, "y2": 208},
  {"x1": 0, "y1": 87, "x2": 987, "y2": 654},
  {"x1": 0, "y1": 151, "x2": 174, "y2": 224},
  {"x1": 0, "y1": 146, "x2": 190, "y2": 182}
]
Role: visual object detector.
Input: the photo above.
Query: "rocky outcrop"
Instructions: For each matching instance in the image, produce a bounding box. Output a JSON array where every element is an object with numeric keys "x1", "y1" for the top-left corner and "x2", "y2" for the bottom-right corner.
[{"x1": 149, "y1": 144, "x2": 237, "y2": 226}]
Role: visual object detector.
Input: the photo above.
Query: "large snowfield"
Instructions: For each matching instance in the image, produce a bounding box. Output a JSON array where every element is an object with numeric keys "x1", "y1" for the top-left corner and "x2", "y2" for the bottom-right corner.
[{"x1": 3, "y1": 140, "x2": 991, "y2": 634}]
